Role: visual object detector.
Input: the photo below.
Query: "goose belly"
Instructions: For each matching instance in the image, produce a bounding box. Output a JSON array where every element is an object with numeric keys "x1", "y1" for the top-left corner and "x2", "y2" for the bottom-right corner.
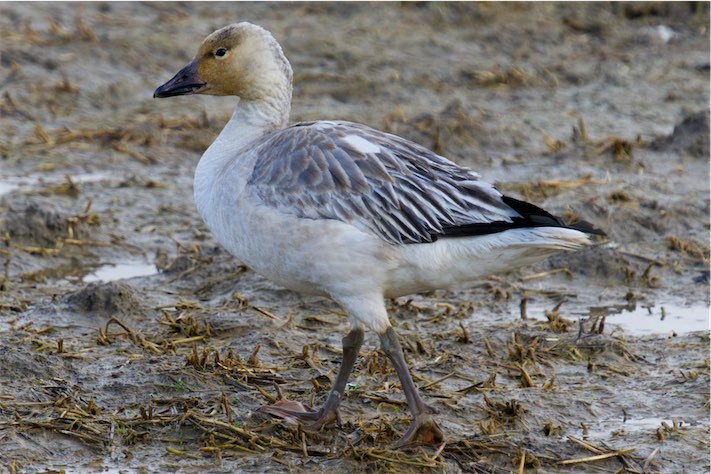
[{"x1": 202, "y1": 198, "x2": 395, "y2": 297}]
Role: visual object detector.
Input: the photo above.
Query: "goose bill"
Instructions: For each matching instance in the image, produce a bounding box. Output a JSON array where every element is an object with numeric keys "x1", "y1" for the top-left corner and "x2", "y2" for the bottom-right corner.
[{"x1": 154, "y1": 59, "x2": 208, "y2": 98}]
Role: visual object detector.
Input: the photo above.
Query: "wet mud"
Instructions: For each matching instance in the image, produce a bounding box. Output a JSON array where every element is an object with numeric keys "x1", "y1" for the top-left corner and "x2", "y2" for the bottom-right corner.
[{"x1": 1, "y1": 2, "x2": 709, "y2": 473}]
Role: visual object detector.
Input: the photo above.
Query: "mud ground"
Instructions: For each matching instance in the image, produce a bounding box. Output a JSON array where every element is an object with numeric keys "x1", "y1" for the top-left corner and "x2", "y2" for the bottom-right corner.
[{"x1": 0, "y1": 2, "x2": 709, "y2": 473}]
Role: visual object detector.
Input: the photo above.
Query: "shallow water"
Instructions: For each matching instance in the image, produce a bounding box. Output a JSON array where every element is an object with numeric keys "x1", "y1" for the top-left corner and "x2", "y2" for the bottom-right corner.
[
  {"x1": 523, "y1": 302, "x2": 709, "y2": 336},
  {"x1": 608, "y1": 303, "x2": 709, "y2": 336},
  {"x1": 83, "y1": 261, "x2": 158, "y2": 283},
  {"x1": 0, "y1": 180, "x2": 20, "y2": 196}
]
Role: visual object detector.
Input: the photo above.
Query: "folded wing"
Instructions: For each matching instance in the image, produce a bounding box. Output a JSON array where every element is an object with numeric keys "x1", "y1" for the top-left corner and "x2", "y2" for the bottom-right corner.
[{"x1": 248, "y1": 121, "x2": 595, "y2": 245}]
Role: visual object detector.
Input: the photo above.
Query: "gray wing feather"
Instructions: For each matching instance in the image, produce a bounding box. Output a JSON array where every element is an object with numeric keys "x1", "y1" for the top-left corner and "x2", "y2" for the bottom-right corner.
[{"x1": 248, "y1": 121, "x2": 518, "y2": 244}]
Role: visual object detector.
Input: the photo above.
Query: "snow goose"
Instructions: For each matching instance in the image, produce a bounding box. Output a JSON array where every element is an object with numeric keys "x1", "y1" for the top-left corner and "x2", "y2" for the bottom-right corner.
[{"x1": 154, "y1": 22, "x2": 604, "y2": 447}]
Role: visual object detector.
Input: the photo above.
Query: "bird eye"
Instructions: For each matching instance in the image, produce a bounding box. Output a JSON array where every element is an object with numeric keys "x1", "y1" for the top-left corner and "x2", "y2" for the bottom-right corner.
[{"x1": 215, "y1": 48, "x2": 228, "y2": 58}]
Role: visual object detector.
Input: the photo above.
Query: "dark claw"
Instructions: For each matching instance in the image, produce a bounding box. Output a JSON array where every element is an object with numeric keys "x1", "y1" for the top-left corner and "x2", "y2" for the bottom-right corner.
[{"x1": 393, "y1": 413, "x2": 444, "y2": 448}]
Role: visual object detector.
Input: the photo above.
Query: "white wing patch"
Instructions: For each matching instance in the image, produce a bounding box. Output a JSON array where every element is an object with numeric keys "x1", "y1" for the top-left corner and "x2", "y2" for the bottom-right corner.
[{"x1": 341, "y1": 134, "x2": 381, "y2": 154}]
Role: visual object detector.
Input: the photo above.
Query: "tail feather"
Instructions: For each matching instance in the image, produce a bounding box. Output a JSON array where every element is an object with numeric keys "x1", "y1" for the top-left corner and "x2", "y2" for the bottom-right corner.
[{"x1": 505, "y1": 227, "x2": 593, "y2": 252}]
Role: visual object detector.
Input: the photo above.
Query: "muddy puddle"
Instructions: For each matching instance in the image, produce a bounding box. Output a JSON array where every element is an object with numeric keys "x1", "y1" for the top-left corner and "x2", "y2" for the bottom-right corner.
[
  {"x1": 521, "y1": 301, "x2": 710, "y2": 337},
  {"x1": 603, "y1": 302, "x2": 709, "y2": 336},
  {"x1": 83, "y1": 260, "x2": 158, "y2": 284},
  {"x1": 1, "y1": 2, "x2": 709, "y2": 473}
]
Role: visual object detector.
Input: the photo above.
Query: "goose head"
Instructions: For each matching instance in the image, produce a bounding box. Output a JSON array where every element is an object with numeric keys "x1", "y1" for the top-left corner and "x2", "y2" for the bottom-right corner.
[{"x1": 154, "y1": 22, "x2": 293, "y2": 101}]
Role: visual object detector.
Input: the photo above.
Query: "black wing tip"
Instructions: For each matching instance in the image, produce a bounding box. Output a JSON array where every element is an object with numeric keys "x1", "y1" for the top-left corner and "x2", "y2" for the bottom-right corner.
[
  {"x1": 502, "y1": 195, "x2": 607, "y2": 237},
  {"x1": 501, "y1": 195, "x2": 564, "y2": 227},
  {"x1": 436, "y1": 195, "x2": 606, "y2": 239}
]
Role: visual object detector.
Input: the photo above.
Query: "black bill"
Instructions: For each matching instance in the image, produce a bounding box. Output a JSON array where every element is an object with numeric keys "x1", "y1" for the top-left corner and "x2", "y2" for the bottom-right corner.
[{"x1": 154, "y1": 59, "x2": 207, "y2": 98}]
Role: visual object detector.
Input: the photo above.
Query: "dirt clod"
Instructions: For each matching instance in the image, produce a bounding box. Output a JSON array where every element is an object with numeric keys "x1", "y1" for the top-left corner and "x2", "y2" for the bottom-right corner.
[
  {"x1": 654, "y1": 110, "x2": 711, "y2": 158},
  {"x1": 64, "y1": 281, "x2": 143, "y2": 316},
  {"x1": 1, "y1": 203, "x2": 70, "y2": 247}
]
